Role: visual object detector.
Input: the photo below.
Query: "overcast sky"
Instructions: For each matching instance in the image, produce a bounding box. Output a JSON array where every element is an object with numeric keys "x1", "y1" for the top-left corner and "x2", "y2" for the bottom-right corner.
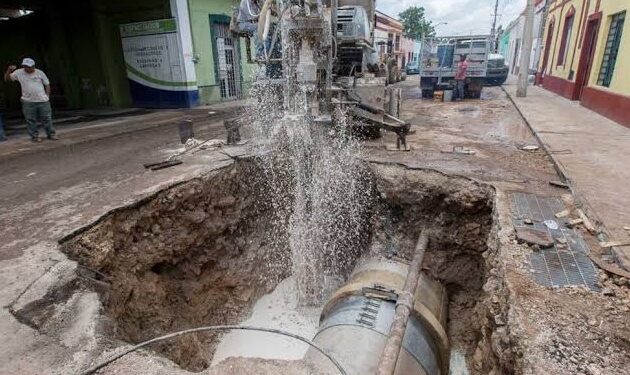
[{"x1": 377, "y1": 0, "x2": 527, "y2": 36}]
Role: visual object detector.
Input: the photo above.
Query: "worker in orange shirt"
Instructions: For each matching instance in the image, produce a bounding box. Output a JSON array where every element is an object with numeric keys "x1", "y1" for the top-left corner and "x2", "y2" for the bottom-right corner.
[{"x1": 454, "y1": 54, "x2": 468, "y2": 101}]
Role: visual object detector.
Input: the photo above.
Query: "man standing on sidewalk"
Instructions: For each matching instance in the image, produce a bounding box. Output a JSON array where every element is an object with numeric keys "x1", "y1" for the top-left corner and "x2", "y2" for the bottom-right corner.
[
  {"x1": 4, "y1": 58, "x2": 57, "y2": 142},
  {"x1": 454, "y1": 54, "x2": 468, "y2": 101}
]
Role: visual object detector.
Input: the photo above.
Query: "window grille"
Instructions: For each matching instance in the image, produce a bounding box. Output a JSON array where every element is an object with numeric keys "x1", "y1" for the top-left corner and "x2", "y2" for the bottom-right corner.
[{"x1": 598, "y1": 11, "x2": 625, "y2": 87}]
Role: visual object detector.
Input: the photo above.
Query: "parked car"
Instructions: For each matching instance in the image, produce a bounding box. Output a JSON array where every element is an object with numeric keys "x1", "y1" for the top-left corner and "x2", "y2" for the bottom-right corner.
[
  {"x1": 405, "y1": 62, "x2": 419, "y2": 75},
  {"x1": 485, "y1": 53, "x2": 508, "y2": 86}
]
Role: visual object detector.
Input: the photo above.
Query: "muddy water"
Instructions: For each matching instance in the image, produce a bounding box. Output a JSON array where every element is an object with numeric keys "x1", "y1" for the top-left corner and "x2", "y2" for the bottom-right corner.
[{"x1": 211, "y1": 276, "x2": 322, "y2": 365}]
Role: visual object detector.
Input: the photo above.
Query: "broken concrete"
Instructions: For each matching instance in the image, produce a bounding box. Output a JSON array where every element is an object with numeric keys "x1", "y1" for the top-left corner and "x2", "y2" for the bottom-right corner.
[
  {"x1": 1, "y1": 79, "x2": 629, "y2": 375},
  {"x1": 515, "y1": 227, "x2": 555, "y2": 248}
]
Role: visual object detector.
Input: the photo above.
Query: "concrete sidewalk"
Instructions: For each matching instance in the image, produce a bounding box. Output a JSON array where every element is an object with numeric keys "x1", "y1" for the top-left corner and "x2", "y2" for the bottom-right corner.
[
  {"x1": 0, "y1": 100, "x2": 246, "y2": 160},
  {"x1": 504, "y1": 83, "x2": 630, "y2": 271}
]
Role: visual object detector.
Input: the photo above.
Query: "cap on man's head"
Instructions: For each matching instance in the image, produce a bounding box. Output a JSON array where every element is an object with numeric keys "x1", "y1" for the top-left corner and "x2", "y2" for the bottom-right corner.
[{"x1": 21, "y1": 58, "x2": 35, "y2": 67}]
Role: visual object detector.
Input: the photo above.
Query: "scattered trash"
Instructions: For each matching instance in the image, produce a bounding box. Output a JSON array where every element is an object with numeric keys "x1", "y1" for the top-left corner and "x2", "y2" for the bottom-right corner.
[
  {"x1": 185, "y1": 138, "x2": 202, "y2": 149},
  {"x1": 599, "y1": 240, "x2": 630, "y2": 248},
  {"x1": 524, "y1": 218, "x2": 533, "y2": 225},
  {"x1": 624, "y1": 226, "x2": 630, "y2": 231},
  {"x1": 441, "y1": 145, "x2": 476, "y2": 155},
  {"x1": 549, "y1": 180, "x2": 570, "y2": 189},
  {"x1": 516, "y1": 227, "x2": 554, "y2": 248},
  {"x1": 26, "y1": 172, "x2": 36, "y2": 177},
  {"x1": 544, "y1": 220, "x2": 559, "y2": 230},
  {"x1": 208, "y1": 111, "x2": 217, "y2": 115},
  {"x1": 144, "y1": 138, "x2": 225, "y2": 172},
  {"x1": 143, "y1": 160, "x2": 183, "y2": 171},
  {"x1": 521, "y1": 145, "x2": 539, "y2": 151},
  {"x1": 577, "y1": 209, "x2": 597, "y2": 234},
  {"x1": 554, "y1": 210, "x2": 570, "y2": 218}
]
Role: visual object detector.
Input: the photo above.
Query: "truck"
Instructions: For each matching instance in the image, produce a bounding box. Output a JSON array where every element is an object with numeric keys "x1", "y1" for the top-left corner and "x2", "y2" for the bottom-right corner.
[{"x1": 419, "y1": 35, "x2": 491, "y2": 99}]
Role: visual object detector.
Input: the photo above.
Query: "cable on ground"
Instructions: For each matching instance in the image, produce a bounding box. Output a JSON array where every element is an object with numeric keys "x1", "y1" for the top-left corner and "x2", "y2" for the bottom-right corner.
[{"x1": 79, "y1": 324, "x2": 347, "y2": 375}]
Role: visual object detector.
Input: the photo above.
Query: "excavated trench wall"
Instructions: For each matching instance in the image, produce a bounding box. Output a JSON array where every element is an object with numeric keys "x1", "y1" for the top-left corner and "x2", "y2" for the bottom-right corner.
[
  {"x1": 60, "y1": 158, "x2": 510, "y2": 374},
  {"x1": 62, "y1": 159, "x2": 299, "y2": 371}
]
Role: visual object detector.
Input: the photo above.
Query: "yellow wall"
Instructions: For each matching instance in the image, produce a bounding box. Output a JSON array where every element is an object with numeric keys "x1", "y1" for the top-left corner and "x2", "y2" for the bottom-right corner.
[
  {"x1": 540, "y1": 0, "x2": 630, "y2": 96},
  {"x1": 543, "y1": 0, "x2": 589, "y2": 81},
  {"x1": 588, "y1": 0, "x2": 630, "y2": 95}
]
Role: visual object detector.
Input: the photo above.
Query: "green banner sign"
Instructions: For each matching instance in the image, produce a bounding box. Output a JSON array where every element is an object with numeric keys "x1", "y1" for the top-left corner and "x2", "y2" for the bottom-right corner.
[{"x1": 120, "y1": 19, "x2": 177, "y2": 38}]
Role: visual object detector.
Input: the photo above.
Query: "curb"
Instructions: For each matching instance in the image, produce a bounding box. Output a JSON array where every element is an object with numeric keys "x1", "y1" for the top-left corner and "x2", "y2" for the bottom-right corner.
[
  {"x1": 501, "y1": 85, "x2": 573, "y2": 191},
  {"x1": 0, "y1": 108, "x2": 244, "y2": 161}
]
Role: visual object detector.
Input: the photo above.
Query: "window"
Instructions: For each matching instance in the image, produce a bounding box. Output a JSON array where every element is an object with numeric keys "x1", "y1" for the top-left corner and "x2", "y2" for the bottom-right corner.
[
  {"x1": 598, "y1": 11, "x2": 626, "y2": 87},
  {"x1": 557, "y1": 12, "x2": 575, "y2": 66}
]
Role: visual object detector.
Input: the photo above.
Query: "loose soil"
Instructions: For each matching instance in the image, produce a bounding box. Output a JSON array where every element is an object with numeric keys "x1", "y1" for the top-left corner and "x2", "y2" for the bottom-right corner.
[{"x1": 57, "y1": 156, "x2": 506, "y2": 374}]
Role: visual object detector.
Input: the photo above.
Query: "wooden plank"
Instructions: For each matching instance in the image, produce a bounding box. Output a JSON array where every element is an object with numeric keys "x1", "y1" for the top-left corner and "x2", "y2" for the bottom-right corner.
[
  {"x1": 599, "y1": 241, "x2": 630, "y2": 248},
  {"x1": 577, "y1": 209, "x2": 597, "y2": 234},
  {"x1": 554, "y1": 209, "x2": 570, "y2": 218},
  {"x1": 549, "y1": 180, "x2": 570, "y2": 189}
]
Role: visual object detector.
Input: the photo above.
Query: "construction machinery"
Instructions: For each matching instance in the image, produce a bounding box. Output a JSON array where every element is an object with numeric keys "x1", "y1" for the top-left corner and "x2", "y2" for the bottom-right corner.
[{"x1": 231, "y1": 0, "x2": 410, "y2": 148}]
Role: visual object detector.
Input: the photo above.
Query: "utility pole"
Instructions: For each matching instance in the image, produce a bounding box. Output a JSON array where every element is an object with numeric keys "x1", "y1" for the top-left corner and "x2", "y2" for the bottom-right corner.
[
  {"x1": 517, "y1": 0, "x2": 535, "y2": 97},
  {"x1": 491, "y1": 0, "x2": 500, "y2": 52}
]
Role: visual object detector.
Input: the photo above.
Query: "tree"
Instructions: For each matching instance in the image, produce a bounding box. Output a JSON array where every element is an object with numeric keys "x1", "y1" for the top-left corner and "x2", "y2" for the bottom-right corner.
[{"x1": 399, "y1": 6, "x2": 435, "y2": 40}]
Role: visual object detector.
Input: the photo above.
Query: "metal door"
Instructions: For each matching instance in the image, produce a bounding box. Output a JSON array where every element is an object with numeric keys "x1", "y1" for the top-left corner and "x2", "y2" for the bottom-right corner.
[{"x1": 213, "y1": 22, "x2": 242, "y2": 100}]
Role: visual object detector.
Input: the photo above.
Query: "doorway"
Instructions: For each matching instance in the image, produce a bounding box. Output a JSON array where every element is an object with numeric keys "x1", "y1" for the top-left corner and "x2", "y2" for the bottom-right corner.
[
  {"x1": 540, "y1": 21, "x2": 555, "y2": 79},
  {"x1": 211, "y1": 18, "x2": 242, "y2": 100},
  {"x1": 574, "y1": 16, "x2": 601, "y2": 100}
]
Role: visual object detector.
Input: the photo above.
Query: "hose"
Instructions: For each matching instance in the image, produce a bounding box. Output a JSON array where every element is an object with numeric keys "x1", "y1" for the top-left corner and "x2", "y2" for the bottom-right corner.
[
  {"x1": 246, "y1": 0, "x2": 260, "y2": 18},
  {"x1": 257, "y1": 0, "x2": 273, "y2": 41},
  {"x1": 78, "y1": 325, "x2": 347, "y2": 375}
]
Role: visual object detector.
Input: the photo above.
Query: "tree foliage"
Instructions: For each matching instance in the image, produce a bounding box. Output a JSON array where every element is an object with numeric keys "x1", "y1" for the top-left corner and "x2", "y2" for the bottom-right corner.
[{"x1": 399, "y1": 6, "x2": 435, "y2": 40}]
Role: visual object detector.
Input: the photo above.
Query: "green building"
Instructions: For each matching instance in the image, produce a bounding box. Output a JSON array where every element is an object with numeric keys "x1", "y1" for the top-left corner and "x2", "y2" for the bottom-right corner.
[{"x1": 0, "y1": 0, "x2": 256, "y2": 111}]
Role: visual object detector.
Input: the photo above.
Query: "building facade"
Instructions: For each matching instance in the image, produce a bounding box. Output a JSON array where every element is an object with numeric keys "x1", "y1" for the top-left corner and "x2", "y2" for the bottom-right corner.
[
  {"x1": 0, "y1": 0, "x2": 256, "y2": 110},
  {"x1": 538, "y1": 0, "x2": 629, "y2": 127},
  {"x1": 375, "y1": 10, "x2": 404, "y2": 67},
  {"x1": 500, "y1": 0, "x2": 548, "y2": 77}
]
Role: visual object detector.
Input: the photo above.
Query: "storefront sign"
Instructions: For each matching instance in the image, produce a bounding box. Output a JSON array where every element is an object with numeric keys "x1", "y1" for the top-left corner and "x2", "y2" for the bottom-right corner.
[{"x1": 120, "y1": 19, "x2": 197, "y2": 108}]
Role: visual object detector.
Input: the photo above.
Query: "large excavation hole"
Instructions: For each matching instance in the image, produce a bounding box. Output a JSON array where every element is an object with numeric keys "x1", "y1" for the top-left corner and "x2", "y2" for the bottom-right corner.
[{"x1": 61, "y1": 158, "x2": 497, "y2": 373}]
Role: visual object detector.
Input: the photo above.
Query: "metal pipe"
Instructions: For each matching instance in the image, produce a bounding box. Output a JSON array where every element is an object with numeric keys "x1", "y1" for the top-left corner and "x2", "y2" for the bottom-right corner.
[{"x1": 375, "y1": 231, "x2": 429, "y2": 375}]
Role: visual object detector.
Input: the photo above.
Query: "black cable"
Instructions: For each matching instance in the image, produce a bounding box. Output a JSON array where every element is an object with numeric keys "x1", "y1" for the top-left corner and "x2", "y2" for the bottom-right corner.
[{"x1": 79, "y1": 324, "x2": 346, "y2": 375}]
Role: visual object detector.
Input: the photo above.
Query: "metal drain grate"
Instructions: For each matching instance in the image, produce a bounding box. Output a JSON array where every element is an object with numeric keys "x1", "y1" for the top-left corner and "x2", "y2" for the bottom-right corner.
[{"x1": 512, "y1": 192, "x2": 600, "y2": 291}]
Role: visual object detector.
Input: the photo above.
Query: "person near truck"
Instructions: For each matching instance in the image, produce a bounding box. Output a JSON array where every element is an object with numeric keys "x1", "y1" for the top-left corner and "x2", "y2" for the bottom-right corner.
[
  {"x1": 454, "y1": 54, "x2": 468, "y2": 101},
  {"x1": 3, "y1": 58, "x2": 57, "y2": 142}
]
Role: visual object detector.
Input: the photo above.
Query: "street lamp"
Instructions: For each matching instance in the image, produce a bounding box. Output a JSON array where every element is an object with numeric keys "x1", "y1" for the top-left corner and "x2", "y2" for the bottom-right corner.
[{"x1": 434, "y1": 22, "x2": 448, "y2": 28}]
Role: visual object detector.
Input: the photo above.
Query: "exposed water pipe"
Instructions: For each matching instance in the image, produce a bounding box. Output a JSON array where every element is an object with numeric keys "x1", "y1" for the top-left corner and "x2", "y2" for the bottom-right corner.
[
  {"x1": 304, "y1": 233, "x2": 448, "y2": 375},
  {"x1": 375, "y1": 231, "x2": 429, "y2": 375}
]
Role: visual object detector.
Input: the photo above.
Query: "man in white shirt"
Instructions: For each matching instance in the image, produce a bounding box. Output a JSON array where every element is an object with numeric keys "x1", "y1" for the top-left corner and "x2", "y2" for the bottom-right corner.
[{"x1": 4, "y1": 58, "x2": 57, "y2": 142}]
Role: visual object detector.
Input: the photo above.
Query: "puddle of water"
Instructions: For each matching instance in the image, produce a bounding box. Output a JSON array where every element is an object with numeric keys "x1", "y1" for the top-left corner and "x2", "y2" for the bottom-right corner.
[
  {"x1": 211, "y1": 276, "x2": 321, "y2": 365},
  {"x1": 449, "y1": 348, "x2": 470, "y2": 375}
]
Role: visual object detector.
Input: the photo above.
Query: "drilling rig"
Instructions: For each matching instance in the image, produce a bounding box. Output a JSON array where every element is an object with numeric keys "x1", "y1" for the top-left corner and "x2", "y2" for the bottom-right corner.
[{"x1": 233, "y1": 0, "x2": 410, "y2": 148}]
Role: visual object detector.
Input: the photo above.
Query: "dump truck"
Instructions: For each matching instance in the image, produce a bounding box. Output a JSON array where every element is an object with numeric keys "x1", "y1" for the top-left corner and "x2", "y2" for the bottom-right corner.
[{"x1": 419, "y1": 35, "x2": 491, "y2": 99}]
